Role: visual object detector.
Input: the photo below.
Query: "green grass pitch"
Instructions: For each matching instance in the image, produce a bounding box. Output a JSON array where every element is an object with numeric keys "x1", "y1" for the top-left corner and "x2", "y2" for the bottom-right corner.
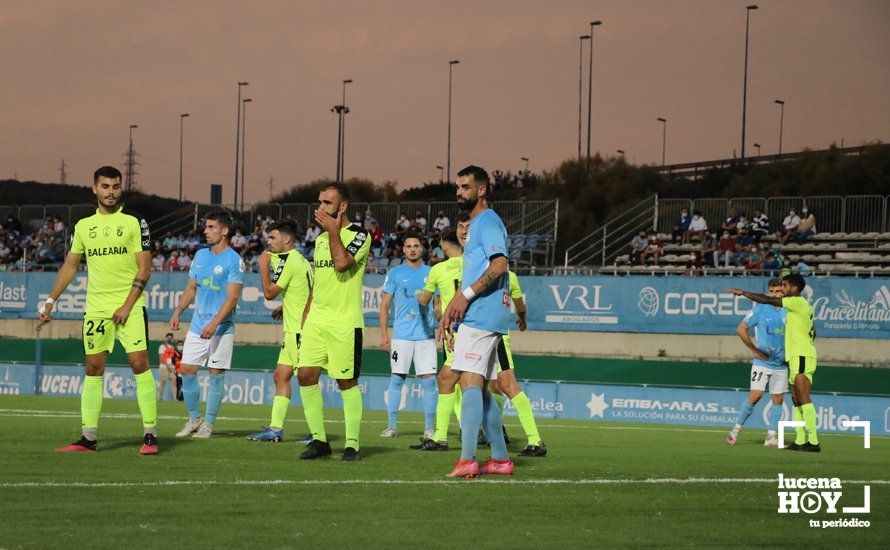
[{"x1": 0, "y1": 395, "x2": 886, "y2": 548}]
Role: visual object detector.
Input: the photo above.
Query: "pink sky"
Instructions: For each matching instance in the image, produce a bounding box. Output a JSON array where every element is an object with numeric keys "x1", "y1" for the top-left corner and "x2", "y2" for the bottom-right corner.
[{"x1": 1, "y1": 0, "x2": 888, "y2": 203}]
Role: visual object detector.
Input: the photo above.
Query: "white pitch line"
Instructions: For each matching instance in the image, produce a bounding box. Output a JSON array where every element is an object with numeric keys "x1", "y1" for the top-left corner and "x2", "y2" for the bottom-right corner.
[
  {"x1": 2, "y1": 478, "x2": 888, "y2": 489},
  {"x1": 2, "y1": 408, "x2": 888, "y2": 438}
]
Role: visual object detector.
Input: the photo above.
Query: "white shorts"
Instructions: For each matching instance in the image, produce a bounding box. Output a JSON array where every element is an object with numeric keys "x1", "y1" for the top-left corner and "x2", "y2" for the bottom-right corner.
[
  {"x1": 450, "y1": 325, "x2": 503, "y2": 381},
  {"x1": 182, "y1": 331, "x2": 235, "y2": 370},
  {"x1": 750, "y1": 365, "x2": 788, "y2": 394},
  {"x1": 390, "y1": 339, "x2": 437, "y2": 376}
]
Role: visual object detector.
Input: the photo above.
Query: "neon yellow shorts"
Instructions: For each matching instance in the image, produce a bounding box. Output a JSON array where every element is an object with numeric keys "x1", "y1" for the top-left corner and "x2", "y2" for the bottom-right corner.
[
  {"x1": 788, "y1": 356, "x2": 817, "y2": 384},
  {"x1": 298, "y1": 323, "x2": 363, "y2": 380},
  {"x1": 277, "y1": 332, "x2": 302, "y2": 371},
  {"x1": 82, "y1": 307, "x2": 148, "y2": 356}
]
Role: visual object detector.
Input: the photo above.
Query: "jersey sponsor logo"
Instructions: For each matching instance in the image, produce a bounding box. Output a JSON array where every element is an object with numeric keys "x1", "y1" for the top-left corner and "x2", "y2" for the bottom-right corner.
[
  {"x1": 214, "y1": 264, "x2": 223, "y2": 275},
  {"x1": 103, "y1": 226, "x2": 111, "y2": 237},
  {"x1": 315, "y1": 259, "x2": 335, "y2": 269},
  {"x1": 116, "y1": 225, "x2": 124, "y2": 236},
  {"x1": 87, "y1": 246, "x2": 129, "y2": 257},
  {"x1": 88, "y1": 226, "x2": 98, "y2": 238}
]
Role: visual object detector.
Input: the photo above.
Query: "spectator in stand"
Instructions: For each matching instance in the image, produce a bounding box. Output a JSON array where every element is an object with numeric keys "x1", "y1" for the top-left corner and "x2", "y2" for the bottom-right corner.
[
  {"x1": 383, "y1": 232, "x2": 402, "y2": 263},
  {"x1": 0, "y1": 237, "x2": 9, "y2": 263},
  {"x1": 177, "y1": 251, "x2": 191, "y2": 271},
  {"x1": 6, "y1": 215, "x2": 23, "y2": 235},
  {"x1": 304, "y1": 220, "x2": 321, "y2": 253},
  {"x1": 162, "y1": 230, "x2": 177, "y2": 251},
  {"x1": 363, "y1": 209, "x2": 377, "y2": 230},
  {"x1": 700, "y1": 230, "x2": 717, "y2": 267},
  {"x1": 685, "y1": 250, "x2": 703, "y2": 276},
  {"x1": 733, "y1": 227, "x2": 755, "y2": 265},
  {"x1": 672, "y1": 207, "x2": 692, "y2": 243},
  {"x1": 793, "y1": 206, "x2": 816, "y2": 244},
  {"x1": 721, "y1": 207, "x2": 740, "y2": 235},
  {"x1": 7, "y1": 242, "x2": 23, "y2": 266},
  {"x1": 685, "y1": 210, "x2": 708, "y2": 243},
  {"x1": 641, "y1": 230, "x2": 662, "y2": 266},
  {"x1": 737, "y1": 213, "x2": 750, "y2": 233},
  {"x1": 761, "y1": 251, "x2": 781, "y2": 276},
  {"x1": 230, "y1": 228, "x2": 247, "y2": 251},
  {"x1": 368, "y1": 220, "x2": 384, "y2": 252},
  {"x1": 151, "y1": 252, "x2": 165, "y2": 271},
  {"x1": 246, "y1": 228, "x2": 263, "y2": 257},
  {"x1": 395, "y1": 214, "x2": 411, "y2": 235},
  {"x1": 431, "y1": 210, "x2": 451, "y2": 236},
  {"x1": 166, "y1": 250, "x2": 179, "y2": 271},
  {"x1": 716, "y1": 230, "x2": 737, "y2": 268},
  {"x1": 628, "y1": 230, "x2": 649, "y2": 266},
  {"x1": 414, "y1": 211, "x2": 427, "y2": 233},
  {"x1": 751, "y1": 209, "x2": 770, "y2": 243},
  {"x1": 353, "y1": 211, "x2": 365, "y2": 227},
  {"x1": 185, "y1": 231, "x2": 201, "y2": 251},
  {"x1": 776, "y1": 208, "x2": 801, "y2": 244},
  {"x1": 174, "y1": 233, "x2": 187, "y2": 250},
  {"x1": 744, "y1": 243, "x2": 765, "y2": 272}
]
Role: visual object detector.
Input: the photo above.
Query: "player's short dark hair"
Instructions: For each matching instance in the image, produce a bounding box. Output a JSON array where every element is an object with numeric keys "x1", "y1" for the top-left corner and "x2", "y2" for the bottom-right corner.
[
  {"x1": 767, "y1": 278, "x2": 783, "y2": 288},
  {"x1": 402, "y1": 231, "x2": 424, "y2": 247},
  {"x1": 456, "y1": 212, "x2": 470, "y2": 224},
  {"x1": 321, "y1": 181, "x2": 350, "y2": 202},
  {"x1": 93, "y1": 166, "x2": 122, "y2": 183},
  {"x1": 268, "y1": 220, "x2": 298, "y2": 241},
  {"x1": 783, "y1": 273, "x2": 806, "y2": 292},
  {"x1": 457, "y1": 165, "x2": 489, "y2": 187},
  {"x1": 439, "y1": 228, "x2": 461, "y2": 248},
  {"x1": 204, "y1": 210, "x2": 232, "y2": 230}
]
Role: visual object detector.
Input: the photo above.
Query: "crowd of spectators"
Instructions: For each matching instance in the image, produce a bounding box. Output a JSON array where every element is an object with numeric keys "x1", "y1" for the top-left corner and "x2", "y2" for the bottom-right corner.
[{"x1": 0, "y1": 215, "x2": 68, "y2": 271}]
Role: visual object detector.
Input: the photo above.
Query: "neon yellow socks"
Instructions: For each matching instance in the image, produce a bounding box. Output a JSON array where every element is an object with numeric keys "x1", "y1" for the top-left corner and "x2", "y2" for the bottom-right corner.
[
  {"x1": 492, "y1": 393, "x2": 506, "y2": 412},
  {"x1": 453, "y1": 384, "x2": 462, "y2": 423},
  {"x1": 270, "y1": 396, "x2": 290, "y2": 430},
  {"x1": 134, "y1": 370, "x2": 157, "y2": 434},
  {"x1": 341, "y1": 386, "x2": 362, "y2": 451},
  {"x1": 793, "y1": 406, "x2": 806, "y2": 445},
  {"x1": 300, "y1": 384, "x2": 326, "y2": 442},
  {"x1": 801, "y1": 403, "x2": 819, "y2": 445},
  {"x1": 81, "y1": 375, "x2": 103, "y2": 439},
  {"x1": 434, "y1": 392, "x2": 456, "y2": 442},
  {"x1": 511, "y1": 391, "x2": 542, "y2": 446}
]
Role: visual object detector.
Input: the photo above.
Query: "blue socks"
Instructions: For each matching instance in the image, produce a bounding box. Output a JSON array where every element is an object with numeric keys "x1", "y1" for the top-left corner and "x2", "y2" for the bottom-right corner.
[
  {"x1": 181, "y1": 374, "x2": 201, "y2": 419},
  {"x1": 420, "y1": 376, "x2": 438, "y2": 431},
  {"x1": 387, "y1": 375, "x2": 406, "y2": 430},
  {"x1": 482, "y1": 392, "x2": 509, "y2": 461},
  {"x1": 768, "y1": 401, "x2": 785, "y2": 431},
  {"x1": 459, "y1": 387, "x2": 483, "y2": 461},
  {"x1": 204, "y1": 373, "x2": 225, "y2": 424},
  {"x1": 736, "y1": 400, "x2": 755, "y2": 427}
]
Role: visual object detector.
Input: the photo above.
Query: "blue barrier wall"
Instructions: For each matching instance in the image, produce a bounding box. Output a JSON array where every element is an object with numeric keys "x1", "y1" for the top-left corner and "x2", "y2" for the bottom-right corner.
[
  {"x1": 1, "y1": 363, "x2": 887, "y2": 435},
  {"x1": 1, "y1": 273, "x2": 888, "y2": 338}
]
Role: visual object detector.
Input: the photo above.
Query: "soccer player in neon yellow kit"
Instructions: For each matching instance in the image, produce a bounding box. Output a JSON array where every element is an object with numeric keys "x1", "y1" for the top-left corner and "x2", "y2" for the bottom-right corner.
[
  {"x1": 728, "y1": 273, "x2": 820, "y2": 452},
  {"x1": 298, "y1": 182, "x2": 371, "y2": 461},
  {"x1": 489, "y1": 271, "x2": 547, "y2": 457},
  {"x1": 410, "y1": 223, "x2": 468, "y2": 451},
  {"x1": 39, "y1": 166, "x2": 158, "y2": 455},
  {"x1": 247, "y1": 220, "x2": 313, "y2": 442}
]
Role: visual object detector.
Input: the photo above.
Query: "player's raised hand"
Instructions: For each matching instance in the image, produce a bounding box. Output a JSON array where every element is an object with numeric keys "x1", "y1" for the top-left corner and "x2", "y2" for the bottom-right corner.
[
  {"x1": 38, "y1": 301, "x2": 54, "y2": 325},
  {"x1": 315, "y1": 208, "x2": 341, "y2": 234},
  {"x1": 112, "y1": 304, "x2": 132, "y2": 325},
  {"x1": 258, "y1": 250, "x2": 271, "y2": 271},
  {"x1": 726, "y1": 288, "x2": 743, "y2": 296}
]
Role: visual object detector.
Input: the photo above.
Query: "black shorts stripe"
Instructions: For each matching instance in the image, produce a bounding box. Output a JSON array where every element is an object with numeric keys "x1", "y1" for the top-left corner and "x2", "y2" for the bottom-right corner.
[
  {"x1": 353, "y1": 328, "x2": 363, "y2": 379},
  {"x1": 496, "y1": 336, "x2": 510, "y2": 371},
  {"x1": 142, "y1": 307, "x2": 149, "y2": 344},
  {"x1": 799, "y1": 356, "x2": 806, "y2": 374}
]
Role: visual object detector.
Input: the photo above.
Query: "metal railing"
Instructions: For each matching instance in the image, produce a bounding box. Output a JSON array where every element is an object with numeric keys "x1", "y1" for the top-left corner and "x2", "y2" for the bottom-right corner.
[{"x1": 563, "y1": 194, "x2": 658, "y2": 267}]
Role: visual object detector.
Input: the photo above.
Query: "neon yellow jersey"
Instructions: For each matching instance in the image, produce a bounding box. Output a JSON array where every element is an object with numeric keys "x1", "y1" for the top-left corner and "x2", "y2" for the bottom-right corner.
[
  {"x1": 508, "y1": 271, "x2": 523, "y2": 299},
  {"x1": 305, "y1": 224, "x2": 370, "y2": 328},
  {"x1": 270, "y1": 249, "x2": 313, "y2": 334},
  {"x1": 69, "y1": 207, "x2": 151, "y2": 317},
  {"x1": 425, "y1": 255, "x2": 463, "y2": 311},
  {"x1": 781, "y1": 296, "x2": 817, "y2": 359}
]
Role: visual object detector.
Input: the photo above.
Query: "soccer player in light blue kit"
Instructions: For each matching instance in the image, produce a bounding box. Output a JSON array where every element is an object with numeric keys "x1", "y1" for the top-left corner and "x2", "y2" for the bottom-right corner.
[
  {"x1": 441, "y1": 165, "x2": 513, "y2": 478},
  {"x1": 378, "y1": 232, "x2": 439, "y2": 438},
  {"x1": 169, "y1": 211, "x2": 244, "y2": 438},
  {"x1": 726, "y1": 278, "x2": 787, "y2": 447}
]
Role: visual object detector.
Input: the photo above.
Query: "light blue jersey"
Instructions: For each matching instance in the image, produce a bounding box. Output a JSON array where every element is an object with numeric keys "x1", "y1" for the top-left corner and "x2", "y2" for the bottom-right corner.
[
  {"x1": 382, "y1": 262, "x2": 436, "y2": 340},
  {"x1": 742, "y1": 304, "x2": 787, "y2": 370},
  {"x1": 462, "y1": 208, "x2": 510, "y2": 334},
  {"x1": 188, "y1": 247, "x2": 245, "y2": 336}
]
